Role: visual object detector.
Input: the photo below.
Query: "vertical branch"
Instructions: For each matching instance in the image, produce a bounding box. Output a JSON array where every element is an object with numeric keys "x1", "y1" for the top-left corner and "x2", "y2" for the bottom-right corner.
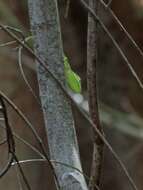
[
  {"x1": 87, "y1": 0, "x2": 104, "y2": 189},
  {"x1": 28, "y1": 0, "x2": 88, "y2": 189}
]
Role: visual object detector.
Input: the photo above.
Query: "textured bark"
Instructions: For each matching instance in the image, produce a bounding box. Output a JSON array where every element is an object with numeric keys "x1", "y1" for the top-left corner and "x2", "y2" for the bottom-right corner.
[
  {"x1": 28, "y1": 0, "x2": 88, "y2": 189},
  {"x1": 87, "y1": 0, "x2": 104, "y2": 189}
]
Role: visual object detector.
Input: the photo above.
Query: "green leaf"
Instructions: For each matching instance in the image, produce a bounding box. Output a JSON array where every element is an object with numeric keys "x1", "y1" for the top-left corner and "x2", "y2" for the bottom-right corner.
[{"x1": 65, "y1": 69, "x2": 81, "y2": 93}]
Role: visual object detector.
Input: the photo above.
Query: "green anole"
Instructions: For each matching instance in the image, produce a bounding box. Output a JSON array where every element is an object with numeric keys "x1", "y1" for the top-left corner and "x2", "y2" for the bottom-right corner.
[
  {"x1": 25, "y1": 36, "x2": 82, "y2": 93},
  {"x1": 64, "y1": 56, "x2": 81, "y2": 93}
]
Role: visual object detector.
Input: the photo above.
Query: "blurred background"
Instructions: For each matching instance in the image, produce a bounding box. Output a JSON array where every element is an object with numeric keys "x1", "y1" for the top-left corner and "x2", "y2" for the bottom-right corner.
[{"x1": 0, "y1": 0, "x2": 143, "y2": 189}]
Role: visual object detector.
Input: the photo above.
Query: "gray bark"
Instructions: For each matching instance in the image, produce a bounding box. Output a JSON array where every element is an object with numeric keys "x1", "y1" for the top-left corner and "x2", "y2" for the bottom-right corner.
[{"x1": 27, "y1": 0, "x2": 88, "y2": 189}]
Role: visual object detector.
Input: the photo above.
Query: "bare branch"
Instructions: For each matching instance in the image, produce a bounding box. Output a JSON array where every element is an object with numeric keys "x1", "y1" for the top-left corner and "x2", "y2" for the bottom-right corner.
[{"x1": 87, "y1": 0, "x2": 104, "y2": 189}]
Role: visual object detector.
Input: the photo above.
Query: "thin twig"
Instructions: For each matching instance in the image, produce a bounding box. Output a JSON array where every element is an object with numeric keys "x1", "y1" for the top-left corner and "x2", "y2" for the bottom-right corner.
[
  {"x1": 14, "y1": 133, "x2": 45, "y2": 159},
  {"x1": 0, "y1": 156, "x2": 14, "y2": 178},
  {"x1": 0, "y1": 96, "x2": 15, "y2": 178},
  {"x1": 100, "y1": 0, "x2": 143, "y2": 60},
  {"x1": 0, "y1": 25, "x2": 25, "y2": 40},
  {"x1": 106, "y1": 0, "x2": 112, "y2": 7},
  {"x1": 18, "y1": 46, "x2": 41, "y2": 105},
  {"x1": 0, "y1": 139, "x2": 7, "y2": 146},
  {"x1": 15, "y1": 165, "x2": 24, "y2": 190},
  {"x1": 14, "y1": 155, "x2": 31, "y2": 190},
  {"x1": 0, "y1": 40, "x2": 17, "y2": 47}
]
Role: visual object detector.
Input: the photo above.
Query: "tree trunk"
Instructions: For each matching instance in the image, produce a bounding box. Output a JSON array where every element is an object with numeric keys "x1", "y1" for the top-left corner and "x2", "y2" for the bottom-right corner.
[{"x1": 28, "y1": 0, "x2": 88, "y2": 189}]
